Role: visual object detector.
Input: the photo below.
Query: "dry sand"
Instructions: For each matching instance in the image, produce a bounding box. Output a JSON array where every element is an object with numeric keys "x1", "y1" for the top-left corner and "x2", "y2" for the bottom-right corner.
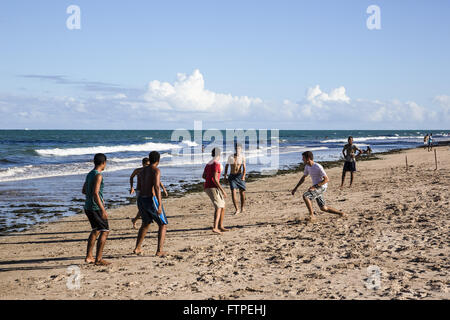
[{"x1": 0, "y1": 146, "x2": 448, "y2": 300}]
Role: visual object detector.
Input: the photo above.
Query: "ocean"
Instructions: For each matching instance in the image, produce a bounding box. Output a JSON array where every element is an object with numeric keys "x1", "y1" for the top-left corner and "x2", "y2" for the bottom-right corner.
[{"x1": 0, "y1": 129, "x2": 448, "y2": 234}]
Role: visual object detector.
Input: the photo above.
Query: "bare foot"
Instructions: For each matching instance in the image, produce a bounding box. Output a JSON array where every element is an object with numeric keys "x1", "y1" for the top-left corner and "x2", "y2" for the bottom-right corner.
[
  {"x1": 155, "y1": 251, "x2": 167, "y2": 257},
  {"x1": 131, "y1": 218, "x2": 138, "y2": 229},
  {"x1": 339, "y1": 212, "x2": 347, "y2": 218},
  {"x1": 234, "y1": 209, "x2": 241, "y2": 215},
  {"x1": 306, "y1": 215, "x2": 316, "y2": 223},
  {"x1": 240, "y1": 208, "x2": 246, "y2": 214},
  {"x1": 95, "y1": 259, "x2": 111, "y2": 266},
  {"x1": 212, "y1": 228, "x2": 222, "y2": 234},
  {"x1": 85, "y1": 257, "x2": 95, "y2": 264},
  {"x1": 133, "y1": 249, "x2": 144, "y2": 256},
  {"x1": 219, "y1": 227, "x2": 230, "y2": 232}
]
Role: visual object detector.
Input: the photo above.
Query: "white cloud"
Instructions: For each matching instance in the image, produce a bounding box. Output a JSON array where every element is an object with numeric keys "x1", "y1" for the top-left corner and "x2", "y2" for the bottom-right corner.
[
  {"x1": 143, "y1": 69, "x2": 263, "y2": 114},
  {"x1": 306, "y1": 85, "x2": 350, "y2": 107}
]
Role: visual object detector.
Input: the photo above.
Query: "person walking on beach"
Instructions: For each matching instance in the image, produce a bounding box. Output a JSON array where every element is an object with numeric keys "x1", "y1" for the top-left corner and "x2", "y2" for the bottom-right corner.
[
  {"x1": 203, "y1": 147, "x2": 228, "y2": 234},
  {"x1": 292, "y1": 151, "x2": 346, "y2": 222},
  {"x1": 340, "y1": 136, "x2": 362, "y2": 188},
  {"x1": 224, "y1": 143, "x2": 246, "y2": 215},
  {"x1": 130, "y1": 157, "x2": 168, "y2": 229},
  {"x1": 424, "y1": 134, "x2": 429, "y2": 150},
  {"x1": 82, "y1": 153, "x2": 110, "y2": 266},
  {"x1": 428, "y1": 133, "x2": 433, "y2": 152},
  {"x1": 133, "y1": 151, "x2": 168, "y2": 257}
]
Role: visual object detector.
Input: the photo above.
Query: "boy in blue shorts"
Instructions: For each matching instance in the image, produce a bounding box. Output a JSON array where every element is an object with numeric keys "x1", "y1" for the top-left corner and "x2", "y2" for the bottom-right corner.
[{"x1": 133, "y1": 151, "x2": 168, "y2": 257}]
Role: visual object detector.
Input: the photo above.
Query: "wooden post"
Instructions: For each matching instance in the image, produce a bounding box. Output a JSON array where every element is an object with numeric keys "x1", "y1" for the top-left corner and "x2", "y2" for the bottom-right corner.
[
  {"x1": 405, "y1": 156, "x2": 408, "y2": 171},
  {"x1": 434, "y1": 149, "x2": 438, "y2": 171}
]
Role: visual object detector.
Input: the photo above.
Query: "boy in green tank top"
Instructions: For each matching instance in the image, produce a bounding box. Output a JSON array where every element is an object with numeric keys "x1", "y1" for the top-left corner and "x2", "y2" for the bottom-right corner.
[{"x1": 82, "y1": 153, "x2": 110, "y2": 266}]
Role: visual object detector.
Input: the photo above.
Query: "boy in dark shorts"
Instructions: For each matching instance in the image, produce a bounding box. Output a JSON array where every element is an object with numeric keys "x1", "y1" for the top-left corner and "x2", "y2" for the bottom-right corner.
[
  {"x1": 133, "y1": 151, "x2": 168, "y2": 257},
  {"x1": 340, "y1": 136, "x2": 362, "y2": 188},
  {"x1": 224, "y1": 143, "x2": 246, "y2": 215},
  {"x1": 82, "y1": 153, "x2": 110, "y2": 266}
]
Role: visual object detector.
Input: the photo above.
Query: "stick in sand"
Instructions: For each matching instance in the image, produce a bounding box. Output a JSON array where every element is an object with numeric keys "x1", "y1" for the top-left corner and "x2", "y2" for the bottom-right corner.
[
  {"x1": 434, "y1": 149, "x2": 438, "y2": 171},
  {"x1": 406, "y1": 156, "x2": 408, "y2": 172}
]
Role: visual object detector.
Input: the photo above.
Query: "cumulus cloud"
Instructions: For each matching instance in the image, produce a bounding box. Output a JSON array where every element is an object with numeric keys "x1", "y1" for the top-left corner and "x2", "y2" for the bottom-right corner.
[
  {"x1": 143, "y1": 69, "x2": 263, "y2": 114},
  {"x1": 306, "y1": 85, "x2": 350, "y2": 106}
]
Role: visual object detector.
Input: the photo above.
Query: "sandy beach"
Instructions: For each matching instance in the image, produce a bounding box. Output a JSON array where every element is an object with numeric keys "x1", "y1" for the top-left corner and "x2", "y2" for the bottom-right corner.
[{"x1": 0, "y1": 146, "x2": 448, "y2": 300}]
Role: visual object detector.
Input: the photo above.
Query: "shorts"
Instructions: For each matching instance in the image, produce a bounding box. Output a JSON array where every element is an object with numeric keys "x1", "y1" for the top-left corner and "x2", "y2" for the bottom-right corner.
[
  {"x1": 228, "y1": 173, "x2": 246, "y2": 191},
  {"x1": 303, "y1": 186, "x2": 327, "y2": 208},
  {"x1": 137, "y1": 196, "x2": 168, "y2": 226},
  {"x1": 85, "y1": 209, "x2": 109, "y2": 232},
  {"x1": 205, "y1": 187, "x2": 225, "y2": 209},
  {"x1": 343, "y1": 161, "x2": 356, "y2": 172}
]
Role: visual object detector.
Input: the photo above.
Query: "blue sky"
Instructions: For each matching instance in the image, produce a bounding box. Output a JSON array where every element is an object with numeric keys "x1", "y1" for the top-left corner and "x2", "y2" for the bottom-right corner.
[{"x1": 0, "y1": 0, "x2": 449, "y2": 129}]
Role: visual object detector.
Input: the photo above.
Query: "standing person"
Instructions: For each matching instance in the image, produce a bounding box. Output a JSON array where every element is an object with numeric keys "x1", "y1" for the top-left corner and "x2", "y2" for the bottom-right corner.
[
  {"x1": 82, "y1": 153, "x2": 110, "y2": 266},
  {"x1": 133, "y1": 151, "x2": 168, "y2": 257},
  {"x1": 203, "y1": 147, "x2": 228, "y2": 234},
  {"x1": 428, "y1": 133, "x2": 433, "y2": 152},
  {"x1": 292, "y1": 151, "x2": 346, "y2": 222},
  {"x1": 224, "y1": 143, "x2": 246, "y2": 215},
  {"x1": 424, "y1": 134, "x2": 429, "y2": 150},
  {"x1": 340, "y1": 136, "x2": 362, "y2": 188},
  {"x1": 130, "y1": 157, "x2": 168, "y2": 229}
]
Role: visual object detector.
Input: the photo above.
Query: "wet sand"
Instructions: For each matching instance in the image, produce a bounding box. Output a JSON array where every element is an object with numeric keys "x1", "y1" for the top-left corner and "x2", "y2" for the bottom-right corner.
[{"x1": 0, "y1": 146, "x2": 448, "y2": 299}]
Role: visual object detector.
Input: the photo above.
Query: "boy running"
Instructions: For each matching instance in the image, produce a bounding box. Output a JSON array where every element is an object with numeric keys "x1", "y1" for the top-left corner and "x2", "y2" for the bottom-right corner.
[
  {"x1": 292, "y1": 151, "x2": 346, "y2": 222},
  {"x1": 133, "y1": 151, "x2": 168, "y2": 257},
  {"x1": 224, "y1": 143, "x2": 246, "y2": 215},
  {"x1": 82, "y1": 153, "x2": 110, "y2": 266},
  {"x1": 203, "y1": 147, "x2": 228, "y2": 234},
  {"x1": 130, "y1": 157, "x2": 168, "y2": 229}
]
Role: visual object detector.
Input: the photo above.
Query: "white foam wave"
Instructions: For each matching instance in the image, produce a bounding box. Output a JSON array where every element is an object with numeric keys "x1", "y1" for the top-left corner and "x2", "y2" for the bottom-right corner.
[
  {"x1": 320, "y1": 136, "x2": 423, "y2": 143},
  {"x1": 35, "y1": 142, "x2": 182, "y2": 157}
]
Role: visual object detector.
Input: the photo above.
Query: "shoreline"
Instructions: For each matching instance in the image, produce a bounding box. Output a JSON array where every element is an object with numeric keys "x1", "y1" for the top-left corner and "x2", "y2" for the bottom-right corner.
[
  {"x1": 0, "y1": 145, "x2": 448, "y2": 299},
  {"x1": 2, "y1": 141, "x2": 449, "y2": 236}
]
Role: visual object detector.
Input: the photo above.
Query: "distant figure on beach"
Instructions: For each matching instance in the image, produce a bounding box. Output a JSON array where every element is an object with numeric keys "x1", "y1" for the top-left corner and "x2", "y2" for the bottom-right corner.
[
  {"x1": 291, "y1": 151, "x2": 346, "y2": 222},
  {"x1": 130, "y1": 157, "x2": 168, "y2": 229},
  {"x1": 203, "y1": 147, "x2": 228, "y2": 234},
  {"x1": 428, "y1": 133, "x2": 433, "y2": 152},
  {"x1": 424, "y1": 134, "x2": 429, "y2": 150},
  {"x1": 357, "y1": 146, "x2": 372, "y2": 157},
  {"x1": 340, "y1": 136, "x2": 362, "y2": 188},
  {"x1": 224, "y1": 143, "x2": 246, "y2": 215},
  {"x1": 82, "y1": 153, "x2": 110, "y2": 266},
  {"x1": 133, "y1": 151, "x2": 168, "y2": 257}
]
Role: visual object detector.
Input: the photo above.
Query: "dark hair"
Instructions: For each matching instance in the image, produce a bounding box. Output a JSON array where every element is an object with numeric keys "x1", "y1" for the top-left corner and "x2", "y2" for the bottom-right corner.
[
  {"x1": 348, "y1": 136, "x2": 353, "y2": 141},
  {"x1": 212, "y1": 147, "x2": 221, "y2": 157},
  {"x1": 302, "y1": 151, "x2": 314, "y2": 160},
  {"x1": 94, "y1": 153, "x2": 107, "y2": 166},
  {"x1": 235, "y1": 142, "x2": 242, "y2": 150},
  {"x1": 142, "y1": 157, "x2": 150, "y2": 165},
  {"x1": 148, "y1": 151, "x2": 160, "y2": 164}
]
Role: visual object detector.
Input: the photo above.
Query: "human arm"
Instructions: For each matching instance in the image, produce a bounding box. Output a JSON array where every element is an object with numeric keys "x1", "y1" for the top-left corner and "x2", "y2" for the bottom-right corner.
[
  {"x1": 309, "y1": 175, "x2": 329, "y2": 191},
  {"x1": 224, "y1": 164, "x2": 229, "y2": 180},
  {"x1": 160, "y1": 182, "x2": 168, "y2": 197},
  {"x1": 82, "y1": 181, "x2": 87, "y2": 195},
  {"x1": 153, "y1": 169, "x2": 162, "y2": 214},
  {"x1": 212, "y1": 171, "x2": 227, "y2": 198},
  {"x1": 129, "y1": 169, "x2": 138, "y2": 194},
  {"x1": 241, "y1": 160, "x2": 246, "y2": 181},
  {"x1": 292, "y1": 175, "x2": 307, "y2": 195}
]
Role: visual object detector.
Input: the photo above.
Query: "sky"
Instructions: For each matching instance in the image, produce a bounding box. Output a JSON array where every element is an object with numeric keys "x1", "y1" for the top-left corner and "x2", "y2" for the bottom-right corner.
[{"x1": 0, "y1": 0, "x2": 449, "y2": 130}]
